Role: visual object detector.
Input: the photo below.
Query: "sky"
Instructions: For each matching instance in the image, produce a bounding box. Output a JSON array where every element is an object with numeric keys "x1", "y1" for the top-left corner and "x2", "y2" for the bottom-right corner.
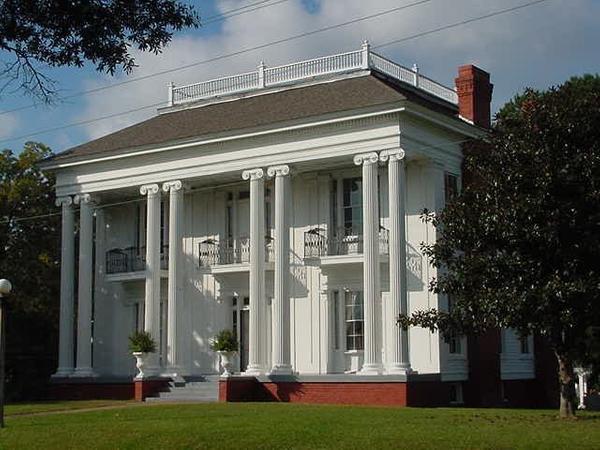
[{"x1": 0, "y1": 0, "x2": 599, "y2": 154}]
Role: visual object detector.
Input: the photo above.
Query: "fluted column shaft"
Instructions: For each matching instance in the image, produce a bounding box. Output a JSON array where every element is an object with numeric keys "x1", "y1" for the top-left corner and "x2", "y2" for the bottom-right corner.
[
  {"x1": 54, "y1": 196, "x2": 75, "y2": 377},
  {"x1": 163, "y1": 181, "x2": 183, "y2": 375},
  {"x1": 381, "y1": 149, "x2": 411, "y2": 374},
  {"x1": 242, "y1": 169, "x2": 265, "y2": 374},
  {"x1": 73, "y1": 194, "x2": 96, "y2": 377},
  {"x1": 140, "y1": 184, "x2": 161, "y2": 374},
  {"x1": 354, "y1": 152, "x2": 383, "y2": 374},
  {"x1": 268, "y1": 165, "x2": 292, "y2": 375}
]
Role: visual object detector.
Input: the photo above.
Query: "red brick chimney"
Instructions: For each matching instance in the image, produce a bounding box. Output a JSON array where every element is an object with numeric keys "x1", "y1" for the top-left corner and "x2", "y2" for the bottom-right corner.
[{"x1": 455, "y1": 65, "x2": 493, "y2": 128}]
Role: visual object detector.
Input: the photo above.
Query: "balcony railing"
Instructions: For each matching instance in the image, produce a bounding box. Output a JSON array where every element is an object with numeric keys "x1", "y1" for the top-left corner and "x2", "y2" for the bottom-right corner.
[
  {"x1": 304, "y1": 227, "x2": 389, "y2": 258},
  {"x1": 199, "y1": 237, "x2": 274, "y2": 267},
  {"x1": 106, "y1": 245, "x2": 169, "y2": 274}
]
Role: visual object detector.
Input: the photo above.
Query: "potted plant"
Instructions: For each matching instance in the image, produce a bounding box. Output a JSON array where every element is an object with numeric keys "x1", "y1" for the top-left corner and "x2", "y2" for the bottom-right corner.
[
  {"x1": 210, "y1": 329, "x2": 239, "y2": 377},
  {"x1": 128, "y1": 331, "x2": 157, "y2": 379}
]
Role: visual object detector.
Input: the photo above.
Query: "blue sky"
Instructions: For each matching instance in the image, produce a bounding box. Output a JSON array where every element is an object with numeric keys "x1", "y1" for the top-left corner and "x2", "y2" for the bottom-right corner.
[{"x1": 1, "y1": 0, "x2": 599, "y2": 154}]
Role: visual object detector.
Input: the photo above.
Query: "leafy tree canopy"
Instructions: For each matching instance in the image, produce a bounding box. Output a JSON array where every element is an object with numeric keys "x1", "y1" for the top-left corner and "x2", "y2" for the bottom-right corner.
[
  {"x1": 0, "y1": 142, "x2": 60, "y2": 400},
  {"x1": 0, "y1": 0, "x2": 198, "y2": 101},
  {"x1": 400, "y1": 75, "x2": 600, "y2": 418}
]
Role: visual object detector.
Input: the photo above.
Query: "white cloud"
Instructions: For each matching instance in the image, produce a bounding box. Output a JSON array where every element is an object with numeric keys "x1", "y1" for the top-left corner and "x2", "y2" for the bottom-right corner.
[
  {"x1": 0, "y1": 112, "x2": 20, "y2": 142},
  {"x1": 76, "y1": 0, "x2": 599, "y2": 141}
]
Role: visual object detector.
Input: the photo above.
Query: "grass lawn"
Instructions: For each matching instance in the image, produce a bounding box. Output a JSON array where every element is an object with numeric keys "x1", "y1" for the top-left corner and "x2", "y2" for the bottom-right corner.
[
  {"x1": 4, "y1": 400, "x2": 133, "y2": 416},
  {"x1": 0, "y1": 402, "x2": 599, "y2": 449}
]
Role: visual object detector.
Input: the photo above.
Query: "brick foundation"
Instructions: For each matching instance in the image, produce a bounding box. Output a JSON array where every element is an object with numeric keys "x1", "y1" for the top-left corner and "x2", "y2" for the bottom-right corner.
[
  {"x1": 48, "y1": 377, "x2": 170, "y2": 401},
  {"x1": 219, "y1": 376, "x2": 452, "y2": 407}
]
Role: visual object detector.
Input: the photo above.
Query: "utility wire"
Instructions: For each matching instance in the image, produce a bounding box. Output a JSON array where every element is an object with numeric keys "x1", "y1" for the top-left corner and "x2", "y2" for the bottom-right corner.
[
  {"x1": 0, "y1": 0, "x2": 431, "y2": 117},
  {"x1": 0, "y1": 0, "x2": 555, "y2": 145}
]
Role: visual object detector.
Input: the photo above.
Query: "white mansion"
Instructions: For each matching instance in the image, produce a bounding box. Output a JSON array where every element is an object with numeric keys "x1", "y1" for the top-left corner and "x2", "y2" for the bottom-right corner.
[{"x1": 43, "y1": 43, "x2": 539, "y2": 405}]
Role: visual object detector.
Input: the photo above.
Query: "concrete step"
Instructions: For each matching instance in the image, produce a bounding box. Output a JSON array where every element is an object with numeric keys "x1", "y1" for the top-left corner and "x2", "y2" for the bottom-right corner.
[{"x1": 146, "y1": 376, "x2": 220, "y2": 403}]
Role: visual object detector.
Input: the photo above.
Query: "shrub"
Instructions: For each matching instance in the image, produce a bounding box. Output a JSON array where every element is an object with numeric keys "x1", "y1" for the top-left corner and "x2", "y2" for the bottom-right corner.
[
  {"x1": 128, "y1": 331, "x2": 157, "y2": 353},
  {"x1": 210, "y1": 329, "x2": 239, "y2": 352}
]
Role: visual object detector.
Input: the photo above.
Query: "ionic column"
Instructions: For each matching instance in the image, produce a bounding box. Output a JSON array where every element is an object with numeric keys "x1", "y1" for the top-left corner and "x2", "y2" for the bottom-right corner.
[
  {"x1": 140, "y1": 184, "x2": 161, "y2": 375},
  {"x1": 73, "y1": 193, "x2": 96, "y2": 377},
  {"x1": 53, "y1": 196, "x2": 75, "y2": 377},
  {"x1": 267, "y1": 165, "x2": 292, "y2": 375},
  {"x1": 242, "y1": 168, "x2": 266, "y2": 374},
  {"x1": 354, "y1": 152, "x2": 383, "y2": 374},
  {"x1": 163, "y1": 180, "x2": 183, "y2": 376},
  {"x1": 381, "y1": 149, "x2": 412, "y2": 374}
]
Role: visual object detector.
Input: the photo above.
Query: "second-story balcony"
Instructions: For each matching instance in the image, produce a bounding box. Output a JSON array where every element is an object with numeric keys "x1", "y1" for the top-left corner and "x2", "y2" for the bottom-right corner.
[
  {"x1": 199, "y1": 237, "x2": 274, "y2": 268},
  {"x1": 304, "y1": 227, "x2": 389, "y2": 258},
  {"x1": 106, "y1": 245, "x2": 169, "y2": 275}
]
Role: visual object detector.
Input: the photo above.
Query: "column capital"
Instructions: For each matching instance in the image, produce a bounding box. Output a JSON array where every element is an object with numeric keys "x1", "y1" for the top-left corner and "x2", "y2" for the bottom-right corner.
[
  {"x1": 353, "y1": 152, "x2": 379, "y2": 166},
  {"x1": 140, "y1": 183, "x2": 160, "y2": 196},
  {"x1": 162, "y1": 180, "x2": 183, "y2": 193},
  {"x1": 242, "y1": 168, "x2": 264, "y2": 180},
  {"x1": 379, "y1": 148, "x2": 406, "y2": 162},
  {"x1": 55, "y1": 196, "x2": 73, "y2": 207},
  {"x1": 73, "y1": 193, "x2": 93, "y2": 205},
  {"x1": 267, "y1": 165, "x2": 290, "y2": 178}
]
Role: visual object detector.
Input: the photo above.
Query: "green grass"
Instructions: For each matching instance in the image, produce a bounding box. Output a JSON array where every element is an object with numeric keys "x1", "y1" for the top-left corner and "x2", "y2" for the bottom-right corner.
[
  {"x1": 0, "y1": 402, "x2": 598, "y2": 449},
  {"x1": 4, "y1": 400, "x2": 133, "y2": 416}
]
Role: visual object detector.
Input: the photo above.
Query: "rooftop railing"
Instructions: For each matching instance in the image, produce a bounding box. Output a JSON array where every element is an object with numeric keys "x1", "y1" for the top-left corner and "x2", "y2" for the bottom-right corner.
[{"x1": 168, "y1": 42, "x2": 458, "y2": 107}]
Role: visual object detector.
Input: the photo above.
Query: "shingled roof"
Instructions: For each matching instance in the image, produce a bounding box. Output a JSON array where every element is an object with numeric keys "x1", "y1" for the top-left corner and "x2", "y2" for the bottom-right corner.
[{"x1": 46, "y1": 73, "x2": 458, "y2": 165}]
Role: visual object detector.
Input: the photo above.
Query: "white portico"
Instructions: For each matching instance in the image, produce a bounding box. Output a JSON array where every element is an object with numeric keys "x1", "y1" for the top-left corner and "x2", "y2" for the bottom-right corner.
[{"x1": 43, "y1": 43, "x2": 511, "y2": 405}]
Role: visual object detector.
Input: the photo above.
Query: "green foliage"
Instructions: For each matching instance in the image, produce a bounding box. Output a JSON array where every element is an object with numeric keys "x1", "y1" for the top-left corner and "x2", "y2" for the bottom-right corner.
[
  {"x1": 0, "y1": 0, "x2": 199, "y2": 101},
  {"x1": 128, "y1": 331, "x2": 157, "y2": 354},
  {"x1": 399, "y1": 75, "x2": 600, "y2": 416},
  {"x1": 209, "y1": 329, "x2": 239, "y2": 353},
  {"x1": 0, "y1": 142, "x2": 59, "y2": 401}
]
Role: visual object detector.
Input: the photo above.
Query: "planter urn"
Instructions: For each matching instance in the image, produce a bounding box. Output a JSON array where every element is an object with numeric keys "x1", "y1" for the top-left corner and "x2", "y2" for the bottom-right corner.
[
  {"x1": 133, "y1": 352, "x2": 149, "y2": 379},
  {"x1": 218, "y1": 351, "x2": 236, "y2": 377}
]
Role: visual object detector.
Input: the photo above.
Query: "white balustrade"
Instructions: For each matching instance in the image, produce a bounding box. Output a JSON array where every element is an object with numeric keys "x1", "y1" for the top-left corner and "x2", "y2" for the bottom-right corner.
[{"x1": 167, "y1": 44, "x2": 458, "y2": 107}]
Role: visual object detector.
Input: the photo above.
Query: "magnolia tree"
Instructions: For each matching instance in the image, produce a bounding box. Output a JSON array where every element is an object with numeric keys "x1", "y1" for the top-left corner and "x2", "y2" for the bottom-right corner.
[{"x1": 400, "y1": 75, "x2": 600, "y2": 418}]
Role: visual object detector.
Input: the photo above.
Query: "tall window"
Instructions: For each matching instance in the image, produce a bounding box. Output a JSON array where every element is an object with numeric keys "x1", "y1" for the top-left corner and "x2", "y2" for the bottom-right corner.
[
  {"x1": 520, "y1": 336, "x2": 531, "y2": 354},
  {"x1": 342, "y1": 178, "x2": 362, "y2": 234},
  {"x1": 345, "y1": 291, "x2": 364, "y2": 351},
  {"x1": 447, "y1": 295, "x2": 462, "y2": 354},
  {"x1": 332, "y1": 290, "x2": 340, "y2": 350},
  {"x1": 444, "y1": 172, "x2": 459, "y2": 204}
]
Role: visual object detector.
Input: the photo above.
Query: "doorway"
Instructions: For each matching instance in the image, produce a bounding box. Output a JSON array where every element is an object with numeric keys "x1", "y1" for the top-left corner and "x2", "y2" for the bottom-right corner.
[{"x1": 233, "y1": 296, "x2": 250, "y2": 372}]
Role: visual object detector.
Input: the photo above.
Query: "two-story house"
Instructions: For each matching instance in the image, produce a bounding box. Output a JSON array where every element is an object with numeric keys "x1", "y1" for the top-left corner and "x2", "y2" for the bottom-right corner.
[{"x1": 43, "y1": 42, "x2": 544, "y2": 406}]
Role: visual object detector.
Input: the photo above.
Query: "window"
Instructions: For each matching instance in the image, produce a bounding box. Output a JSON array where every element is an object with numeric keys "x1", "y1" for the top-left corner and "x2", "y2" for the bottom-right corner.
[
  {"x1": 444, "y1": 172, "x2": 459, "y2": 204},
  {"x1": 449, "y1": 383, "x2": 464, "y2": 404},
  {"x1": 345, "y1": 291, "x2": 364, "y2": 351},
  {"x1": 342, "y1": 178, "x2": 362, "y2": 234},
  {"x1": 332, "y1": 291, "x2": 340, "y2": 350},
  {"x1": 330, "y1": 179, "x2": 338, "y2": 231},
  {"x1": 520, "y1": 336, "x2": 530, "y2": 354},
  {"x1": 447, "y1": 295, "x2": 462, "y2": 354}
]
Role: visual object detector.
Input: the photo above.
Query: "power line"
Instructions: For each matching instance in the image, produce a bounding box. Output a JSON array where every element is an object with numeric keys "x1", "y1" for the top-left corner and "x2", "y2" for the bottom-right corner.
[
  {"x1": 0, "y1": 0, "x2": 555, "y2": 145},
  {"x1": 0, "y1": 0, "x2": 431, "y2": 117},
  {"x1": 375, "y1": 0, "x2": 555, "y2": 50}
]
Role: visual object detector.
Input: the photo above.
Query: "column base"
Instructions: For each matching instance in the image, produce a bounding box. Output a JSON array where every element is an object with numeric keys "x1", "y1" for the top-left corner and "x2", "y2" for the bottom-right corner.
[
  {"x1": 51, "y1": 367, "x2": 74, "y2": 378},
  {"x1": 243, "y1": 364, "x2": 265, "y2": 376},
  {"x1": 71, "y1": 367, "x2": 98, "y2": 378},
  {"x1": 358, "y1": 363, "x2": 383, "y2": 375},
  {"x1": 385, "y1": 364, "x2": 413, "y2": 375},
  {"x1": 268, "y1": 364, "x2": 293, "y2": 376}
]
